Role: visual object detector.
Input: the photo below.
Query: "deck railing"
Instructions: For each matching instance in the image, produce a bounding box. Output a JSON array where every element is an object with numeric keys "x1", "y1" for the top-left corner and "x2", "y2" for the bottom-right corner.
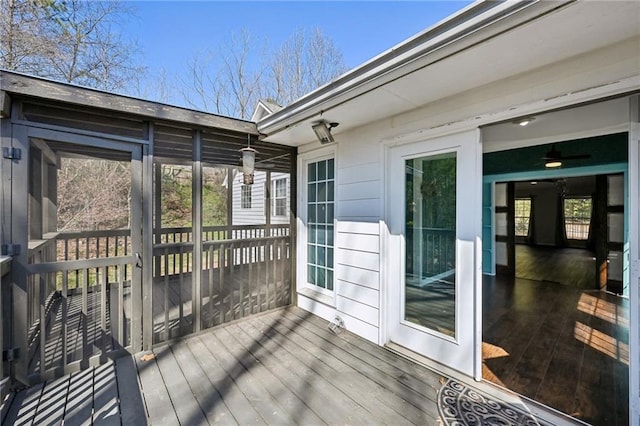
[
  {"x1": 21, "y1": 223, "x2": 292, "y2": 382},
  {"x1": 406, "y1": 227, "x2": 456, "y2": 283}
]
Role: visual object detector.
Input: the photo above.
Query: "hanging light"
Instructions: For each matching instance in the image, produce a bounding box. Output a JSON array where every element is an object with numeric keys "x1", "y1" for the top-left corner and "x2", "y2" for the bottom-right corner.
[{"x1": 240, "y1": 134, "x2": 257, "y2": 185}]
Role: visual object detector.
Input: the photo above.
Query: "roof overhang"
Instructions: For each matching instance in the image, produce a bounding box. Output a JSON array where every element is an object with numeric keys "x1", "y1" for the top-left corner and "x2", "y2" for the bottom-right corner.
[{"x1": 257, "y1": 0, "x2": 640, "y2": 146}]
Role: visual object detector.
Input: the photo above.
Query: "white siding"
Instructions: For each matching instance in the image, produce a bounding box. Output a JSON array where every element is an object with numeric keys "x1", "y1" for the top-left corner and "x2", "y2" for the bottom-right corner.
[
  {"x1": 231, "y1": 171, "x2": 290, "y2": 225},
  {"x1": 293, "y1": 35, "x2": 640, "y2": 349}
]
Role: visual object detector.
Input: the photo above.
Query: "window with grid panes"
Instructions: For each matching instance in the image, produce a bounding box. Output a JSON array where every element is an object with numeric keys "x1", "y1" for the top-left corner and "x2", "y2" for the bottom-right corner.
[
  {"x1": 307, "y1": 159, "x2": 334, "y2": 290},
  {"x1": 514, "y1": 198, "x2": 531, "y2": 237},
  {"x1": 272, "y1": 178, "x2": 287, "y2": 217},
  {"x1": 241, "y1": 185, "x2": 252, "y2": 209}
]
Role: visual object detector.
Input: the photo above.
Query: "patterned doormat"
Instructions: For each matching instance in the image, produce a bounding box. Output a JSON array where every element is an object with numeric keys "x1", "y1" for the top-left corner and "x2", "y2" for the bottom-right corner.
[{"x1": 438, "y1": 379, "x2": 540, "y2": 425}]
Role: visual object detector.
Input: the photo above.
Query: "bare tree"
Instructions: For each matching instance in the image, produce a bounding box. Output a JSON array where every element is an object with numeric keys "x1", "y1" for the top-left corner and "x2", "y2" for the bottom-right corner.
[
  {"x1": 267, "y1": 27, "x2": 346, "y2": 106},
  {"x1": 1, "y1": 0, "x2": 145, "y2": 92},
  {"x1": 180, "y1": 27, "x2": 345, "y2": 119}
]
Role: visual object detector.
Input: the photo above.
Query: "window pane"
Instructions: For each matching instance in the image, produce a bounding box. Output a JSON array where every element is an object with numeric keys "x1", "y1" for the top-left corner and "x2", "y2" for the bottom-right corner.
[
  {"x1": 306, "y1": 159, "x2": 335, "y2": 291},
  {"x1": 405, "y1": 152, "x2": 456, "y2": 337},
  {"x1": 564, "y1": 197, "x2": 592, "y2": 240},
  {"x1": 318, "y1": 160, "x2": 326, "y2": 181},
  {"x1": 514, "y1": 198, "x2": 531, "y2": 237},
  {"x1": 308, "y1": 183, "x2": 316, "y2": 202},
  {"x1": 308, "y1": 163, "x2": 316, "y2": 182}
]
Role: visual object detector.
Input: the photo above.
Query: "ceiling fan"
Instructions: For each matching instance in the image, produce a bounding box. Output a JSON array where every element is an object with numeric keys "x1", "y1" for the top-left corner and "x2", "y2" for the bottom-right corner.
[{"x1": 542, "y1": 144, "x2": 590, "y2": 168}]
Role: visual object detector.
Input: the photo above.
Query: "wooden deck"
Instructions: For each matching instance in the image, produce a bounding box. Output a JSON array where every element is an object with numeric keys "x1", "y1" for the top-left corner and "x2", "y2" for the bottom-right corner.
[{"x1": 5, "y1": 307, "x2": 448, "y2": 425}]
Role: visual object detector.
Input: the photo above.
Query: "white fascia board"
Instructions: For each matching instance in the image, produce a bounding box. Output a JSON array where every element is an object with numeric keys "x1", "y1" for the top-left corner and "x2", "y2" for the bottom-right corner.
[{"x1": 257, "y1": 0, "x2": 569, "y2": 137}]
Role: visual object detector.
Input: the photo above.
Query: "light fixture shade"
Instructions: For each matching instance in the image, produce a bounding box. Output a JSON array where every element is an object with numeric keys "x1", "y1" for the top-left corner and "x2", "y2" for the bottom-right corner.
[
  {"x1": 545, "y1": 160, "x2": 562, "y2": 168},
  {"x1": 240, "y1": 147, "x2": 257, "y2": 184},
  {"x1": 312, "y1": 122, "x2": 335, "y2": 144}
]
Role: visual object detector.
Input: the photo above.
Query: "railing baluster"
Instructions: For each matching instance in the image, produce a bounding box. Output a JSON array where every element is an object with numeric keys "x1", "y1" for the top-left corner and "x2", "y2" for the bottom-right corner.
[
  {"x1": 62, "y1": 270, "x2": 68, "y2": 369},
  {"x1": 82, "y1": 268, "x2": 89, "y2": 365},
  {"x1": 164, "y1": 249, "x2": 170, "y2": 342},
  {"x1": 118, "y1": 264, "x2": 124, "y2": 347},
  {"x1": 219, "y1": 245, "x2": 224, "y2": 325},
  {"x1": 100, "y1": 266, "x2": 107, "y2": 358},
  {"x1": 178, "y1": 244, "x2": 184, "y2": 334},
  {"x1": 39, "y1": 273, "x2": 46, "y2": 380}
]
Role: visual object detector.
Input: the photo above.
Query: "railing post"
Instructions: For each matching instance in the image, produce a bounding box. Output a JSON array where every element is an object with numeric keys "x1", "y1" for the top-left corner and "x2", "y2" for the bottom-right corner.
[
  {"x1": 142, "y1": 122, "x2": 154, "y2": 350},
  {"x1": 192, "y1": 130, "x2": 202, "y2": 333},
  {"x1": 9, "y1": 124, "x2": 30, "y2": 385}
]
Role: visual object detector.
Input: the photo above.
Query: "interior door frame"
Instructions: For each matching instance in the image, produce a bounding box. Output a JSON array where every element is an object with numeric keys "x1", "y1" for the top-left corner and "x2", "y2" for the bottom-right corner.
[
  {"x1": 383, "y1": 129, "x2": 482, "y2": 379},
  {"x1": 628, "y1": 95, "x2": 640, "y2": 425}
]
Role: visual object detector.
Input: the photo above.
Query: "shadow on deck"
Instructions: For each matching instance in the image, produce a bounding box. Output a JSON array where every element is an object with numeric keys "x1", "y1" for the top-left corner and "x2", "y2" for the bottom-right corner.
[
  {"x1": 25, "y1": 261, "x2": 291, "y2": 382},
  {"x1": 5, "y1": 308, "x2": 448, "y2": 425}
]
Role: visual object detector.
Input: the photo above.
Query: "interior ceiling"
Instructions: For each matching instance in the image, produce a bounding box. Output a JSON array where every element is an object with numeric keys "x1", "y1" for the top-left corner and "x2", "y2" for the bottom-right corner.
[
  {"x1": 483, "y1": 133, "x2": 628, "y2": 176},
  {"x1": 263, "y1": 1, "x2": 639, "y2": 146}
]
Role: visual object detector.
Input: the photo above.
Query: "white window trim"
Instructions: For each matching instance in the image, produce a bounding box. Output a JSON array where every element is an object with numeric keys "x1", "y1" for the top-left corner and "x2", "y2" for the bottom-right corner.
[
  {"x1": 272, "y1": 177, "x2": 288, "y2": 217},
  {"x1": 297, "y1": 145, "x2": 337, "y2": 305}
]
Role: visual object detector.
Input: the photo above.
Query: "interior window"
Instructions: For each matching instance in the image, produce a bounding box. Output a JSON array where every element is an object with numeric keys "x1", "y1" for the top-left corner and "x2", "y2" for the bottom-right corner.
[
  {"x1": 514, "y1": 198, "x2": 531, "y2": 237},
  {"x1": 564, "y1": 197, "x2": 592, "y2": 240}
]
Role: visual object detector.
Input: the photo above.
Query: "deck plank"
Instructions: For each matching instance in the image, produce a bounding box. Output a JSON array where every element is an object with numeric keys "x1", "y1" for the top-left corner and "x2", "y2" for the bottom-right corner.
[
  {"x1": 154, "y1": 345, "x2": 208, "y2": 425},
  {"x1": 115, "y1": 355, "x2": 148, "y2": 425},
  {"x1": 233, "y1": 316, "x2": 374, "y2": 424},
  {"x1": 186, "y1": 335, "x2": 264, "y2": 425},
  {"x1": 135, "y1": 349, "x2": 180, "y2": 425},
  {"x1": 263, "y1": 312, "x2": 434, "y2": 424},
  {"x1": 32, "y1": 374, "x2": 69, "y2": 425},
  {"x1": 288, "y1": 308, "x2": 443, "y2": 395},
  {"x1": 216, "y1": 326, "x2": 325, "y2": 426},
  {"x1": 63, "y1": 367, "x2": 95, "y2": 426},
  {"x1": 170, "y1": 340, "x2": 237, "y2": 425},
  {"x1": 5, "y1": 381, "x2": 44, "y2": 426},
  {"x1": 92, "y1": 361, "x2": 121, "y2": 425}
]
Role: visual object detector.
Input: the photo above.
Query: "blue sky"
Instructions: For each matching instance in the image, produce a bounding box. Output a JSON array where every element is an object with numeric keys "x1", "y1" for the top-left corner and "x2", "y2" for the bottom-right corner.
[{"x1": 122, "y1": 1, "x2": 472, "y2": 105}]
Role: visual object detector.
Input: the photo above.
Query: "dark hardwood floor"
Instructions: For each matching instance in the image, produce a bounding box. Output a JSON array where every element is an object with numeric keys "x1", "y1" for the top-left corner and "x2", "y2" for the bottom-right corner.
[
  {"x1": 515, "y1": 245, "x2": 597, "y2": 289},
  {"x1": 483, "y1": 274, "x2": 629, "y2": 425}
]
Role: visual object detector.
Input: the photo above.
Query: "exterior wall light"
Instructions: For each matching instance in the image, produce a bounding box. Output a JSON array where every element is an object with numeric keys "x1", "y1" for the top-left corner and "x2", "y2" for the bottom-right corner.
[
  {"x1": 240, "y1": 134, "x2": 257, "y2": 184},
  {"x1": 312, "y1": 121, "x2": 339, "y2": 144}
]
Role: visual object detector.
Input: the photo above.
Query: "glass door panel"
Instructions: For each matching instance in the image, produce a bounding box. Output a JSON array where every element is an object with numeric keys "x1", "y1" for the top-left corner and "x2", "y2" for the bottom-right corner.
[{"x1": 405, "y1": 153, "x2": 456, "y2": 337}]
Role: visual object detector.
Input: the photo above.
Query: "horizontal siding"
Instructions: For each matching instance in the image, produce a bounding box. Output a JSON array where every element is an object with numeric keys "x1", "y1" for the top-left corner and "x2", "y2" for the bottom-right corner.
[
  {"x1": 337, "y1": 249, "x2": 379, "y2": 272},
  {"x1": 232, "y1": 171, "x2": 290, "y2": 225},
  {"x1": 338, "y1": 232, "x2": 379, "y2": 253},
  {"x1": 336, "y1": 296, "x2": 378, "y2": 327},
  {"x1": 336, "y1": 264, "x2": 379, "y2": 290},
  {"x1": 339, "y1": 181, "x2": 379, "y2": 201},
  {"x1": 337, "y1": 221, "x2": 379, "y2": 235},
  {"x1": 337, "y1": 280, "x2": 379, "y2": 308},
  {"x1": 336, "y1": 311, "x2": 380, "y2": 344},
  {"x1": 339, "y1": 162, "x2": 381, "y2": 184},
  {"x1": 338, "y1": 199, "x2": 380, "y2": 219}
]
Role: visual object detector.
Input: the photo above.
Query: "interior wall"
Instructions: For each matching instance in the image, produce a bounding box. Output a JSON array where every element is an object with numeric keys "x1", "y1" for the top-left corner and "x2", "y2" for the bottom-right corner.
[{"x1": 514, "y1": 176, "x2": 596, "y2": 247}]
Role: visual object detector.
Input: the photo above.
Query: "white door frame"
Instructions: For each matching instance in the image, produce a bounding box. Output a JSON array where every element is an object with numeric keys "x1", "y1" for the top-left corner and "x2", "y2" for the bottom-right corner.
[
  {"x1": 383, "y1": 129, "x2": 483, "y2": 379},
  {"x1": 629, "y1": 95, "x2": 640, "y2": 425}
]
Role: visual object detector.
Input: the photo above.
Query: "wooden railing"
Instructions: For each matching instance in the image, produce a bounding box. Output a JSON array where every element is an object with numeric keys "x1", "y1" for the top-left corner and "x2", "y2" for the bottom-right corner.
[
  {"x1": 406, "y1": 227, "x2": 456, "y2": 282},
  {"x1": 20, "y1": 223, "x2": 292, "y2": 381}
]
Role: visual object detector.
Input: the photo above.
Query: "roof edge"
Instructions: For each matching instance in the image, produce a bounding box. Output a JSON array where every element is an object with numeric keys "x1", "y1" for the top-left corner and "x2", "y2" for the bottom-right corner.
[{"x1": 257, "y1": 0, "x2": 570, "y2": 136}]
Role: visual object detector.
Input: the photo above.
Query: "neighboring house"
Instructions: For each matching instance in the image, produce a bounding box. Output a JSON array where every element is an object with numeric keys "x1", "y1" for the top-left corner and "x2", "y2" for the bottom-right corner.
[
  {"x1": 256, "y1": 1, "x2": 640, "y2": 425},
  {"x1": 226, "y1": 169, "x2": 291, "y2": 226}
]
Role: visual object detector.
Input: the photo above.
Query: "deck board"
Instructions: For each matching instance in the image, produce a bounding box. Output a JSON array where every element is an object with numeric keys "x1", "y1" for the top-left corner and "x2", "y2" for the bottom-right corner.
[{"x1": 6, "y1": 307, "x2": 460, "y2": 425}]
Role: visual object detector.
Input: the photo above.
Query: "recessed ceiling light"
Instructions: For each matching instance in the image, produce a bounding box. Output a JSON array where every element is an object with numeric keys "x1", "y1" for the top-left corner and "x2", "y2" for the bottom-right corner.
[{"x1": 514, "y1": 117, "x2": 535, "y2": 126}]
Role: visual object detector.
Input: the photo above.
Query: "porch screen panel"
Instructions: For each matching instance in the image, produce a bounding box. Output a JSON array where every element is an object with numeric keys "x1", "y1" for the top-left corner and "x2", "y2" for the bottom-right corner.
[
  {"x1": 405, "y1": 152, "x2": 456, "y2": 337},
  {"x1": 307, "y1": 159, "x2": 335, "y2": 290}
]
